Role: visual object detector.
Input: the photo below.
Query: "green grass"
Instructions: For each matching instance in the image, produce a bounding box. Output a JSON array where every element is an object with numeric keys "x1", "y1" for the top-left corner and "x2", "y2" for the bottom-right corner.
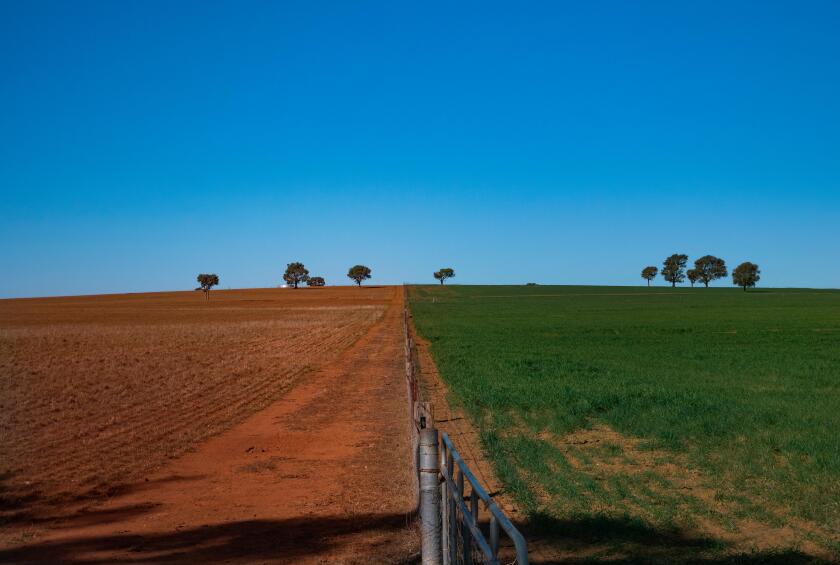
[{"x1": 408, "y1": 285, "x2": 840, "y2": 561}]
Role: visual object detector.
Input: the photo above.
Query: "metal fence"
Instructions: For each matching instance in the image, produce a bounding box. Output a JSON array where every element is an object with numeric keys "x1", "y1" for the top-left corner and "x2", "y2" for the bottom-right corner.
[
  {"x1": 403, "y1": 289, "x2": 529, "y2": 565},
  {"x1": 440, "y1": 433, "x2": 529, "y2": 565}
]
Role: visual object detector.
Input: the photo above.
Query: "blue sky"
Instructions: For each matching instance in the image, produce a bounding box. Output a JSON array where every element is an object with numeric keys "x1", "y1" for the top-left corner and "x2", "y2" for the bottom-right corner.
[{"x1": 2, "y1": 1, "x2": 839, "y2": 297}]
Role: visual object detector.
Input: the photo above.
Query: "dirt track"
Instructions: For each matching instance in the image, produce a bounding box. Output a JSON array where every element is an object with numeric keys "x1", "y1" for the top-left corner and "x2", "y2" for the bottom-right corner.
[{"x1": 1, "y1": 288, "x2": 418, "y2": 563}]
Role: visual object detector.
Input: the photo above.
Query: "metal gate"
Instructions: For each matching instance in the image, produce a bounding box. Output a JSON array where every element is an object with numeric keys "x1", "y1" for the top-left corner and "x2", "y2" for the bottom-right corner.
[{"x1": 439, "y1": 433, "x2": 529, "y2": 565}]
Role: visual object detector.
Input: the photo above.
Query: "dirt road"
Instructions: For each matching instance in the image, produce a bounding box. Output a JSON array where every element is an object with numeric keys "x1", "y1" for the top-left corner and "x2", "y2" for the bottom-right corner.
[{"x1": 1, "y1": 288, "x2": 417, "y2": 564}]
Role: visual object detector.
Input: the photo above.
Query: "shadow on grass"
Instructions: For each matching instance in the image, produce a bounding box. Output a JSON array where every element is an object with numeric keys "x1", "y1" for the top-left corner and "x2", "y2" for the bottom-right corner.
[{"x1": 523, "y1": 513, "x2": 835, "y2": 564}]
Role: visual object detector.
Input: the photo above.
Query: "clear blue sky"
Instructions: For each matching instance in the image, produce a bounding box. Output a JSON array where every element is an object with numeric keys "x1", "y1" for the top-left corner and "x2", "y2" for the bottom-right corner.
[{"x1": 2, "y1": 1, "x2": 839, "y2": 297}]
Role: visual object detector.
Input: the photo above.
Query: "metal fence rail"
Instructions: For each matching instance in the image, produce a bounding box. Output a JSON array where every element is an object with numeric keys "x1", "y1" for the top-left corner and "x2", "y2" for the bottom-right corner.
[
  {"x1": 440, "y1": 433, "x2": 529, "y2": 565},
  {"x1": 403, "y1": 287, "x2": 529, "y2": 565}
]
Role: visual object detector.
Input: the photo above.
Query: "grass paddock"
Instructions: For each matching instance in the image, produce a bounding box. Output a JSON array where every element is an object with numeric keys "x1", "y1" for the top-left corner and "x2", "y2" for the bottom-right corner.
[{"x1": 409, "y1": 285, "x2": 840, "y2": 561}]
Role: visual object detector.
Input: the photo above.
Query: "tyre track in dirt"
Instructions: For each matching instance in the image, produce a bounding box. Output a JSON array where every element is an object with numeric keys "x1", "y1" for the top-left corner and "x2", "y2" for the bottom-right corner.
[
  {"x1": 3, "y1": 304, "x2": 385, "y2": 502},
  {"x1": 1, "y1": 288, "x2": 418, "y2": 564}
]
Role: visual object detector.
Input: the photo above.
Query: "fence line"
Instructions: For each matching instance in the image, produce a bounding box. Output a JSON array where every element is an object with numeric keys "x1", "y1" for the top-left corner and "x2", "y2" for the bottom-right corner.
[{"x1": 403, "y1": 286, "x2": 528, "y2": 565}]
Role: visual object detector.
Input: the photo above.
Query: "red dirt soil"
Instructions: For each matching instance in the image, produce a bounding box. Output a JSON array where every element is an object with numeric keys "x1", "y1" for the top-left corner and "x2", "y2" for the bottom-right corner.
[{"x1": 1, "y1": 287, "x2": 418, "y2": 563}]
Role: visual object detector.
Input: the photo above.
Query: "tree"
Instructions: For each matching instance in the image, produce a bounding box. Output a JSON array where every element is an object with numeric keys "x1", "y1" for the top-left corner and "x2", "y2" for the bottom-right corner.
[
  {"x1": 283, "y1": 262, "x2": 309, "y2": 289},
  {"x1": 661, "y1": 254, "x2": 688, "y2": 287},
  {"x1": 641, "y1": 266, "x2": 658, "y2": 287},
  {"x1": 732, "y1": 262, "x2": 761, "y2": 291},
  {"x1": 307, "y1": 276, "x2": 325, "y2": 287},
  {"x1": 687, "y1": 268, "x2": 700, "y2": 287},
  {"x1": 694, "y1": 255, "x2": 727, "y2": 288},
  {"x1": 196, "y1": 273, "x2": 219, "y2": 300},
  {"x1": 347, "y1": 265, "x2": 371, "y2": 286},
  {"x1": 433, "y1": 268, "x2": 455, "y2": 285}
]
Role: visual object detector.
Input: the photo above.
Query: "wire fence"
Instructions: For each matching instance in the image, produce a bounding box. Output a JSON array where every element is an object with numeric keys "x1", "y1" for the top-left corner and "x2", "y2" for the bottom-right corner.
[{"x1": 403, "y1": 288, "x2": 528, "y2": 565}]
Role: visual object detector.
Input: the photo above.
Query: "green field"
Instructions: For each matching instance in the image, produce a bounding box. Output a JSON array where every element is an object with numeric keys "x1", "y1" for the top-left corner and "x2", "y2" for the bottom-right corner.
[{"x1": 408, "y1": 285, "x2": 840, "y2": 563}]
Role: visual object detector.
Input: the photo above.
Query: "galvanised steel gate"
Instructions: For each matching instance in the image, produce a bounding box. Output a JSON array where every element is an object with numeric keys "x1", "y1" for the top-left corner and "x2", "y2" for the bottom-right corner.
[{"x1": 439, "y1": 432, "x2": 529, "y2": 565}]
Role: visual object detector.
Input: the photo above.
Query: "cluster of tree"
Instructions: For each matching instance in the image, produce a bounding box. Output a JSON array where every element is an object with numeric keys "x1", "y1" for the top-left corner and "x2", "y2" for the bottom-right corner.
[
  {"x1": 433, "y1": 268, "x2": 455, "y2": 285},
  {"x1": 282, "y1": 262, "x2": 373, "y2": 288},
  {"x1": 194, "y1": 263, "x2": 372, "y2": 299},
  {"x1": 641, "y1": 255, "x2": 761, "y2": 291}
]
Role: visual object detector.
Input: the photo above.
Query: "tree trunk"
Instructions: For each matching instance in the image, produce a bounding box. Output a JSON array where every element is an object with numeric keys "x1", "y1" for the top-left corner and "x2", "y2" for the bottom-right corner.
[
  {"x1": 647, "y1": 279, "x2": 650, "y2": 287},
  {"x1": 672, "y1": 280, "x2": 676, "y2": 288},
  {"x1": 440, "y1": 279, "x2": 444, "y2": 286},
  {"x1": 704, "y1": 281, "x2": 709, "y2": 288}
]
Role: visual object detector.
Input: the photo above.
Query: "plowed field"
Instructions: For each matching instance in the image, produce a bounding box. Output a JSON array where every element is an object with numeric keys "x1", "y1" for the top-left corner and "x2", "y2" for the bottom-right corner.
[{"x1": 0, "y1": 287, "x2": 390, "y2": 527}]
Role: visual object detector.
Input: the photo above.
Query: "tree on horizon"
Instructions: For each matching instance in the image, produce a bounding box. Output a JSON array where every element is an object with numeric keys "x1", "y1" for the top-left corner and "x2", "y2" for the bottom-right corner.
[
  {"x1": 307, "y1": 276, "x2": 325, "y2": 287},
  {"x1": 433, "y1": 268, "x2": 455, "y2": 285},
  {"x1": 641, "y1": 266, "x2": 658, "y2": 287},
  {"x1": 694, "y1": 255, "x2": 728, "y2": 287},
  {"x1": 687, "y1": 268, "x2": 700, "y2": 287},
  {"x1": 733, "y1": 262, "x2": 761, "y2": 291},
  {"x1": 196, "y1": 274, "x2": 219, "y2": 300},
  {"x1": 283, "y1": 262, "x2": 310, "y2": 289},
  {"x1": 347, "y1": 265, "x2": 372, "y2": 287},
  {"x1": 661, "y1": 254, "x2": 688, "y2": 287}
]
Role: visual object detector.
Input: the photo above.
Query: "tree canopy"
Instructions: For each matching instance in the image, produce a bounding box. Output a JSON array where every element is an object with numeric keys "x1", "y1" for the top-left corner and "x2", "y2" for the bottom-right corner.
[
  {"x1": 732, "y1": 262, "x2": 761, "y2": 291},
  {"x1": 307, "y1": 276, "x2": 325, "y2": 287},
  {"x1": 347, "y1": 265, "x2": 372, "y2": 286},
  {"x1": 661, "y1": 254, "x2": 688, "y2": 287},
  {"x1": 283, "y1": 262, "x2": 310, "y2": 289},
  {"x1": 641, "y1": 266, "x2": 658, "y2": 286},
  {"x1": 196, "y1": 274, "x2": 219, "y2": 300},
  {"x1": 694, "y1": 255, "x2": 728, "y2": 287},
  {"x1": 433, "y1": 268, "x2": 455, "y2": 285}
]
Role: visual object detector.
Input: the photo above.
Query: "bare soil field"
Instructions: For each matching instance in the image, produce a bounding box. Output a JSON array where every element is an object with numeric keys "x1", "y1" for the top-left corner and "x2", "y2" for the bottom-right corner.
[
  {"x1": 0, "y1": 286, "x2": 417, "y2": 563},
  {"x1": 0, "y1": 287, "x2": 392, "y2": 536}
]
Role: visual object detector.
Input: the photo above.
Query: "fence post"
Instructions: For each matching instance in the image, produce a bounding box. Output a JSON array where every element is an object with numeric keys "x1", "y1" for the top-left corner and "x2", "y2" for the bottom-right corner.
[{"x1": 419, "y1": 427, "x2": 442, "y2": 565}]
